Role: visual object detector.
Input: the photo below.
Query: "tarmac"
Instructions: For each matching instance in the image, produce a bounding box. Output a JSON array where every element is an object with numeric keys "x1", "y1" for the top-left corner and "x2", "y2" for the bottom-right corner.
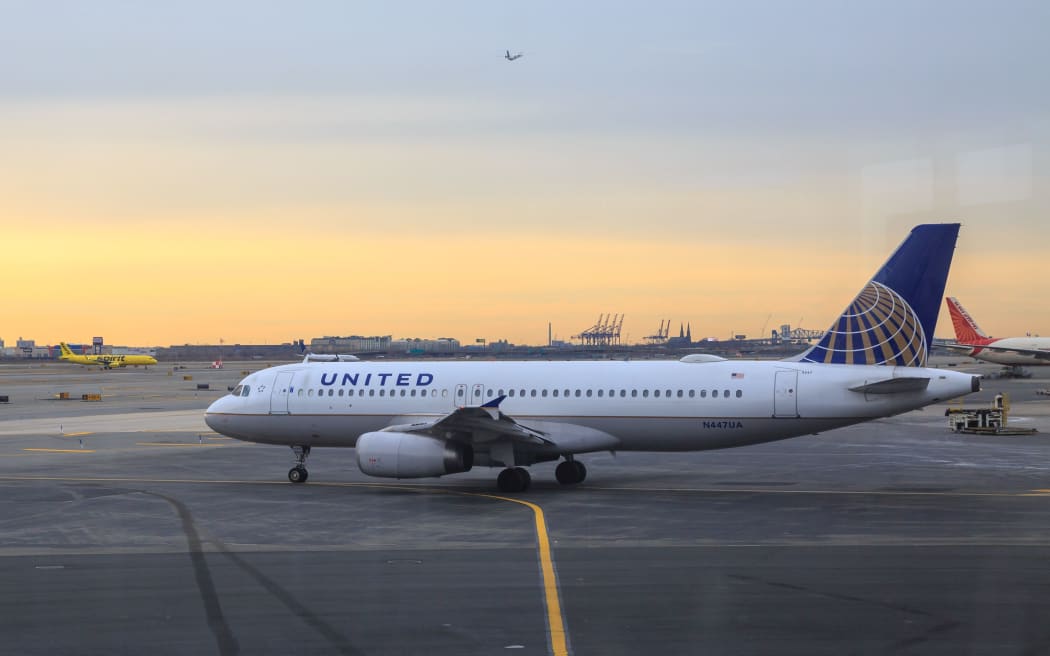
[{"x1": 2, "y1": 357, "x2": 1050, "y2": 655}]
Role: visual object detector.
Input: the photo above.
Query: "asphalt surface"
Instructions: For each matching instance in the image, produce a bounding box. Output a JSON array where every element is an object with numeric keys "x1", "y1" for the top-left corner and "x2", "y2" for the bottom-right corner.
[{"x1": 2, "y1": 358, "x2": 1049, "y2": 655}]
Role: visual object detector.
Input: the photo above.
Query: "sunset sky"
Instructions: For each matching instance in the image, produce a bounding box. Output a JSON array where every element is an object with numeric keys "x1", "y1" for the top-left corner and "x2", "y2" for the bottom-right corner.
[{"x1": 2, "y1": 1, "x2": 1047, "y2": 347}]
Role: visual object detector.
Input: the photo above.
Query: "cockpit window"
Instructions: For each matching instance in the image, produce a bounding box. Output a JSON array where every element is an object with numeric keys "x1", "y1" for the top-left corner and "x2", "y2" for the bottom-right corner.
[
  {"x1": 241, "y1": 385, "x2": 250, "y2": 397},
  {"x1": 232, "y1": 385, "x2": 243, "y2": 396}
]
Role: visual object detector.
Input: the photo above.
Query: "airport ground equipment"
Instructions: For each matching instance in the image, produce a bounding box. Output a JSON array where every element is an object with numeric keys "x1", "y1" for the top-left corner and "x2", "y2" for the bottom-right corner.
[{"x1": 945, "y1": 393, "x2": 1038, "y2": 435}]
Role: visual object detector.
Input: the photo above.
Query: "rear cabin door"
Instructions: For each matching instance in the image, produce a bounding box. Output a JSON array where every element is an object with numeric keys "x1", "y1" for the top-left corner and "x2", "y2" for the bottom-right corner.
[
  {"x1": 270, "y1": 371, "x2": 295, "y2": 415},
  {"x1": 773, "y1": 370, "x2": 799, "y2": 418}
]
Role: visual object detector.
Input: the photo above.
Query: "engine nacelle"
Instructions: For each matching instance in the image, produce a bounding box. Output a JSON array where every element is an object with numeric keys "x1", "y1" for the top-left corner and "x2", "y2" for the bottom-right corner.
[{"x1": 356, "y1": 431, "x2": 473, "y2": 479}]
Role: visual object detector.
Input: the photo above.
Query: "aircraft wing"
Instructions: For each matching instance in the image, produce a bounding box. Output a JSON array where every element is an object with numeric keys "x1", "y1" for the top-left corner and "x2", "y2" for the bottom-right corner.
[
  {"x1": 971, "y1": 344, "x2": 1050, "y2": 360},
  {"x1": 943, "y1": 342, "x2": 1050, "y2": 360},
  {"x1": 383, "y1": 396, "x2": 622, "y2": 454},
  {"x1": 385, "y1": 396, "x2": 554, "y2": 446}
]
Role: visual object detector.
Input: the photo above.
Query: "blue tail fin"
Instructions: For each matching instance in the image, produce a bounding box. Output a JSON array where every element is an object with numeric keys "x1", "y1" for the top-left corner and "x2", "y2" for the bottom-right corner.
[{"x1": 796, "y1": 223, "x2": 960, "y2": 367}]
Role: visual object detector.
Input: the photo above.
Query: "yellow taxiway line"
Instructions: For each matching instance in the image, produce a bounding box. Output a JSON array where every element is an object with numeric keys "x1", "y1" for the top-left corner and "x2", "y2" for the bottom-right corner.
[
  {"x1": 135, "y1": 442, "x2": 223, "y2": 447},
  {"x1": 472, "y1": 493, "x2": 569, "y2": 656},
  {"x1": 0, "y1": 474, "x2": 571, "y2": 655},
  {"x1": 22, "y1": 448, "x2": 95, "y2": 454}
]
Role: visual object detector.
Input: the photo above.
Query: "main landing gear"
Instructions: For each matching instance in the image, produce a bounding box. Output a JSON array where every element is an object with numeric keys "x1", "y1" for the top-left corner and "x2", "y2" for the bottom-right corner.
[
  {"x1": 289, "y1": 445, "x2": 310, "y2": 483},
  {"x1": 497, "y1": 467, "x2": 532, "y2": 493},
  {"x1": 496, "y1": 459, "x2": 588, "y2": 493},
  {"x1": 555, "y1": 459, "x2": 587, "y2": 486}
]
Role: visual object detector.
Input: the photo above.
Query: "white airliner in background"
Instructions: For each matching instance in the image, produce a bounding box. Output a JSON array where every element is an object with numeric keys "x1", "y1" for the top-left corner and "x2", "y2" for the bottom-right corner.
[
  {"x1": 944, "y1": 296, "x2": 1050, "y2": 366},
  {"x1": 206, "y1": 224, "x2": 978, "y2": 492}
]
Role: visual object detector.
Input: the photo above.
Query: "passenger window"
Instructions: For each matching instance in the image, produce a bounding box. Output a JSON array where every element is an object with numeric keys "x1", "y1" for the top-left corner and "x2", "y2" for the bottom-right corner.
[
  {"x1": 338, "y1": 389, "x2": 344, "y2": 397},
  {"x1": 631, "y1": 390, "x2": 637, "y2": 397},
  {"x1": 498, "y1": 389, "x2": 505, "y2": 396},
  {"x1": 723, "y1": 390, "x2": 730, "y2": 398},
  {"x1": 411, "y1": 389, "x2": 416, "y2": 397},
  {"x1": 542, "y1": 389, "x2": 548, "y2": 397},
  {"x1": 348, "y1": 389, "x2": 354, "y2": 397},
  {"x1": 520, "y1": 389, "x2": 526, "y2": 397},
  {"x1": 487, "y1": 389, "x2": 494, "y2": 398},
  {"x1": 400, "y1": 389, "x2": 406, "y2": 397},
  {"x1": 298, "y1": 389, "x2": 304, "y2": 398},
  {"x1": 509, "y1": 389, "x2": 515, "y2": 397},
  {"x1": 457, "y1": 388, "x2": 464, "y2": 398},
  {"x1": 654, "y1": 390, "x2": 661, "y2": 398},
  {"x1": 736, "y1": 389, "x2": 742, "y2": 398},
  {"x1": 530, "y1": 389, "x2": 537, "y2": 397},
  {"x1": 620, "y1": 390, "x2": 626, "y2": 397},
  {"x1": 643, "y1": 390, "x2": 649, "y2": 398},
  {"x1": 369, "y1": 389, "x2": 375, "y2": 397},
  {"x1": 586, "y1": 390, "x2": 592, "y2": 397},
  {"x1": 666, "y1": 389, "x2": 672, "y2": 397},
  {"x1": 553, "y1": 389, "x2": 559, "y2": 397},
  {"x1": 441, "y1": 389, "x2": 447, "y2": 398},
  {"x1": 677, "y1": 390, "x2": 683, "y2": 398},
  {"x1": 609, "y1": 389, "x2": 615, "y2": 397},
  {"x1": 379, "y1": 390, "x2": 385, "y2": 397},
  {"x1": 701, "y1": 390, "x2": 707, "y2": 398},
  {"x1": 597, "y1": 389, "x2": 604, "y2": 397},
  {"x1": 575, "y1": 390, "x2": 581, "y2": 397},
  {"x1": 688, "y1": 390, "x2": 694, "y2": 398},
  {"x1": 328, "y1": 389, "x2": 334, "y2": 397}
]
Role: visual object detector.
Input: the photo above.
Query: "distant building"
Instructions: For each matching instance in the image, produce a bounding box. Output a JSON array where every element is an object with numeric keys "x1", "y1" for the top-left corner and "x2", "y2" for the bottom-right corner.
[
  {"x1": 666, "y1": 323, "x2": 693, "y2": 348},
  {"x1": 311, "y1": 335, "x2": 392, "y2": 353}
]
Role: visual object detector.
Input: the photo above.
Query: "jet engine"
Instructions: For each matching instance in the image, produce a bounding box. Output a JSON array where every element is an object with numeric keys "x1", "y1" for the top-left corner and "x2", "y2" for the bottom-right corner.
[{"x1": 356, "y1": 432, "x2": 473, "y2": 478}]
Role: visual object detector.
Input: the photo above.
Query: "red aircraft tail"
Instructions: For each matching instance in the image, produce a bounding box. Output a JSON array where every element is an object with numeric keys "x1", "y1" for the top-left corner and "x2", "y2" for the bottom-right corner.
[{"x1": 945, "y1": 297, "x2": 992, "y2": 344}]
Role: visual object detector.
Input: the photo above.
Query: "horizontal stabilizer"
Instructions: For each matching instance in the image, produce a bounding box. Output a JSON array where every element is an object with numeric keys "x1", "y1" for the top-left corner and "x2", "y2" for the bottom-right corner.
[{"x1": 849, "y1": 377, "x2": 930, "y2": 394}]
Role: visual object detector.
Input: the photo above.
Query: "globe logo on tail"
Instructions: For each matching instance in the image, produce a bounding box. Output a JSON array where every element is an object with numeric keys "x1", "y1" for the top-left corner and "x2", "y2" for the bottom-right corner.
[{"x1": 801, "y1": 281, "x2": 927, "y2": 366}]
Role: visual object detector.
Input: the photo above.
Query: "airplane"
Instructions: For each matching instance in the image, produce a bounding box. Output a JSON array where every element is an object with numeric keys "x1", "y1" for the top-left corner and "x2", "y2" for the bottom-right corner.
[
  {"x1": 505, "y1": 50, "x2": 523, "y2": 61},
  {"x1": 205, "y1": 224, "x2": 979, "y2": 493},
  {"x1": 58, "y1": 342, "x2": 158, "y2": 369},
  {"x1": 943, "y1": 296, "x2": 1050, "y2": 366}
]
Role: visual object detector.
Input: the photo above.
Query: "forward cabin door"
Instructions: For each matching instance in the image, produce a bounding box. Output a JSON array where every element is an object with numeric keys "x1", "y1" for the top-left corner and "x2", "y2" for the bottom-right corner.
[
  {"x1": 454, "y1": 384, "x2": 468, "y2": 408},
  {"x1": 270, "y1": 371, "x2": 295, "y2": 415},
  {"x1": 773, "y1": 370, "x2": 799, "y2": 418}
]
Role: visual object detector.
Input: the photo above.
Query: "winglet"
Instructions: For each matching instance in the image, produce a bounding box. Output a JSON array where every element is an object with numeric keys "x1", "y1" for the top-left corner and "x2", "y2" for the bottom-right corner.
[{"x1": 480, "y1": 394, "x2": 507, "y2": 420}]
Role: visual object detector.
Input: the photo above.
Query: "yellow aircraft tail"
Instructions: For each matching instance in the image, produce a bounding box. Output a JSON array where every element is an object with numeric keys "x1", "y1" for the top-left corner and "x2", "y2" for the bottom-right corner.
[{"x1": 58, "y1": 342, "x2": 75, "y2": 359}]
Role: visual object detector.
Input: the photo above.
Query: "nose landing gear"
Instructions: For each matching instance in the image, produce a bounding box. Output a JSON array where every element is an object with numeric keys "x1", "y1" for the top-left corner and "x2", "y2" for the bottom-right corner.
[{"x1": 289, "y1": 445, "x2": 310, "y2": 483}]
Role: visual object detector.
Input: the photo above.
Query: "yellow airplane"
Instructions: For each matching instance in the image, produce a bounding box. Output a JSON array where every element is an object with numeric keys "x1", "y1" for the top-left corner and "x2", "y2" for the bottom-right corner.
[{"x1": 58, "y1": 342, "x2": 158, "y2": 369}]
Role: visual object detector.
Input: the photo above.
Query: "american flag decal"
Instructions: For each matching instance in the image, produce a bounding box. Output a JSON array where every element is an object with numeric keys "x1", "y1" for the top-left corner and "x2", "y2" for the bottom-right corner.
[{"x1": 731, "y1": 372, "x2": 744, "y2": 379}]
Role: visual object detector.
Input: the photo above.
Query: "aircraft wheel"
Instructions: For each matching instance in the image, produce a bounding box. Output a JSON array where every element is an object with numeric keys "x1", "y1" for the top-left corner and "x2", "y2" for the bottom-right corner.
[
  {"x1": 288, "y1": 467, "x2": 308, "y2": 484},
  {"x1": 556, "y1": 460, "x2": 587, "y2": 485},
  {"x1": 497, "y1": 467, "x2": 530, "y2": 493},
  {"x1": 556, "y1": 460, "x2": 579, "y2": 485},
  {"x1": 514, "y1": 467, "x2": 531, "y2": 491},
  {"x1": 573, "y1": 461, "x2": 587, "y2": 483}
]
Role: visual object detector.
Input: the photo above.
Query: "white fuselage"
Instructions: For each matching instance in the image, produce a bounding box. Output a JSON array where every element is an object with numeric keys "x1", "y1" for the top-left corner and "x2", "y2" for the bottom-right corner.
[
  {"x1": 962, "y1": 337, "x2": 1050, "y2": 365},
  {"x1": 205, "y1": 359, "x2": 977, "y2": 456}
]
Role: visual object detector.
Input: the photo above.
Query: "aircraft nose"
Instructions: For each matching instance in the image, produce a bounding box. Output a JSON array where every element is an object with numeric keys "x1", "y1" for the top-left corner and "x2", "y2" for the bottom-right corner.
[{"x1": 204, "y1": 397, "x2": 229, "y2": 434}]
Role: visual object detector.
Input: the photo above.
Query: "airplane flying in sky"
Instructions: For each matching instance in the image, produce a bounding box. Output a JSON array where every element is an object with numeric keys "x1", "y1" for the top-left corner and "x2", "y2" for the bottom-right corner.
[
  {"x1": 505, "y1": 50, "x2": 522, "y2": 61},
  {"x1": 944, "y1": 297, "x2": 1050, "y2": 365},
  {"x1": 206, "y1": 224, "x2": 977, "y2": 492},
  {"x1": 58, "y1": 342, "x2": 158, "y2": 369}
]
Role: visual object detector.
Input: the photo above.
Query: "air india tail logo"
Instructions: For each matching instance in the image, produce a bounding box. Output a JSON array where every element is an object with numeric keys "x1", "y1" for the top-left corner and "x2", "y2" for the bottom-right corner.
[{"x1": 802, "y1": 281, "x2": 927, "y2": 367}]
